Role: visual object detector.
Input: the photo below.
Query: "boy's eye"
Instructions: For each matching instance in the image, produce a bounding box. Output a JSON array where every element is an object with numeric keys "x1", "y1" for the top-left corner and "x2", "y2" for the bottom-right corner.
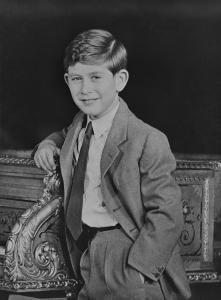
[
  {"x1": 70, "y1": 76, "x2": 82, "y2": 81},
  {"x1": 91, "y1": 75, "x2": 101, "y2": 80}
]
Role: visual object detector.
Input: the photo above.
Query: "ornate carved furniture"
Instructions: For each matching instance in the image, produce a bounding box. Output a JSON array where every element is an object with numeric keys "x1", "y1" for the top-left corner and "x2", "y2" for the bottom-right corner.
[
  {"x1": 175, "y1": 159, "x2": 221, "y2": 282},
  {"x1": 0, "y1": 150, "x2": 221, "y2": 298},
  {"x1": 0, "y1": 151, "x2": 78, "y2": 298}
]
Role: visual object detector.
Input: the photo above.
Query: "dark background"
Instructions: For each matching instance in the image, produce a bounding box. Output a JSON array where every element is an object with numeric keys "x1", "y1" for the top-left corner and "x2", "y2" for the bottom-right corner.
[
  {"x1": 1, "y1": 0, "x2": 221, "y2": 155},
  {"x1": 1, "y1": 3, "x2": 221, "y2": 300}
]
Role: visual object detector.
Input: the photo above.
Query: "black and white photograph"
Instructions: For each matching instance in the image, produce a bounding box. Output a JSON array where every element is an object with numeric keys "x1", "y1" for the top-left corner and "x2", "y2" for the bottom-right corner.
[{"x1": 1, "y1": 1, "x2": 221, "y2": 299}]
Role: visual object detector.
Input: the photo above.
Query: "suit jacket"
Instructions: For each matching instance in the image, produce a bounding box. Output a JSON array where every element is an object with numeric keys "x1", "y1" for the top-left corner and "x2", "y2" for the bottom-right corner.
[{"x1": 45, "y1": 98, "x2": 191, "y2": 299}]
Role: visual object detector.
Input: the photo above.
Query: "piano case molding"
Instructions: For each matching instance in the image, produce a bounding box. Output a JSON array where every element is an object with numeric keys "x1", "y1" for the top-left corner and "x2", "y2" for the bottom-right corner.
[{"x1": 0, "y1": 150, "x2": 221, "y2": 297}]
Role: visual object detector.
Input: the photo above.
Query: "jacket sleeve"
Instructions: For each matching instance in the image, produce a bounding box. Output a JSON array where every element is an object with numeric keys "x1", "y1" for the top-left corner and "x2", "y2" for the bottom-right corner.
[
  {"x1": 128, "y1": 130, "x2": 183, "y2": 282},
  {"x1": 44, "y1": 126, "x2": 69, "y2": 148},
  {"x1": 31, "y1": 124, "x2": 71, "y2": 158}
]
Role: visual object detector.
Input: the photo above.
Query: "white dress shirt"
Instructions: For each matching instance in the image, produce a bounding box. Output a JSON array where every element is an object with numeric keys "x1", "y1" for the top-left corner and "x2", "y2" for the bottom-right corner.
[{"x1": 74, "y1": 102, "x2": 119, "y2": 227}]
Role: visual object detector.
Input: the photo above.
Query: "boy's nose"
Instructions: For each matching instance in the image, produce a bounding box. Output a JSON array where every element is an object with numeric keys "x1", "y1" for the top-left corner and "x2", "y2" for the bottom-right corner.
[{"x1": 81, "y1": 79, "x2": 93, "y2": 94}]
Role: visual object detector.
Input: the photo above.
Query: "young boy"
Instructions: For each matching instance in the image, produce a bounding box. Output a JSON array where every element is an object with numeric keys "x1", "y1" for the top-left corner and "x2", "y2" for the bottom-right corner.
[{"x1": 34, "y1": 29, "x2": 191, "y2": 300}]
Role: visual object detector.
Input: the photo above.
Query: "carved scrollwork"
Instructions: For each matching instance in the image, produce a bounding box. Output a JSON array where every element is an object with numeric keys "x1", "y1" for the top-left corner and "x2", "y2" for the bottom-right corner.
[
  {"x1": 176, "y1": 160, "x2": 221, "y2": 170},
  {"x1": 181, "y1": 201, "x2": 196, "y2": 247},
  {"x1": 187, "y1": 271, "x2": 218, "y2": 282},
  {"x1": 0, "y1": 155, "x2": 36, "y2": 167},
  {"x1": 0, "y1": 278, "x2": 78, "y2": 292},
  {"x1": 35, "y1": 241, "x2": 58, "y2": 269},
  {"x1": 3, "y1": 172, "x2": 70, "y2": 284},
  {"x1": 178, "y1": 175, "x2": 204, "y2": 257},
  {"x1": 43, "y1": 170, "x2": 63, "y2": 196}
]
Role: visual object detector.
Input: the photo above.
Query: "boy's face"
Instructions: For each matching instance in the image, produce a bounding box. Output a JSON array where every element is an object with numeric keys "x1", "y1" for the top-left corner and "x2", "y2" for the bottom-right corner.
[{"x1": 64, "y1": 62, "x2": 128, "y2": 119}]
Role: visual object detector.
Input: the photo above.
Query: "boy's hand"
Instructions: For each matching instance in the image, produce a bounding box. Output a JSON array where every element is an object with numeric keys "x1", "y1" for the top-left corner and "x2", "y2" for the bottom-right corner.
[{"x1": 34, "y1": 140, "x2": 60, "y2": 173}]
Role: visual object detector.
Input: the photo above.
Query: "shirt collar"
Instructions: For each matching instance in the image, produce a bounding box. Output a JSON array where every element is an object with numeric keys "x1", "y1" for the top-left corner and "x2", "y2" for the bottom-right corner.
[{"x1": 87, "y1": 99, "x2": 120, "y2": 139}]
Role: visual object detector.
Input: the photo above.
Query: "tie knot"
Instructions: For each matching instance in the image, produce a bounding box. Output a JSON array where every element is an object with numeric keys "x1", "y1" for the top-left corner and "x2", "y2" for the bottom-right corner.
[{"x1": 85, "y1": 121, "x2": 93, "y2": 138}]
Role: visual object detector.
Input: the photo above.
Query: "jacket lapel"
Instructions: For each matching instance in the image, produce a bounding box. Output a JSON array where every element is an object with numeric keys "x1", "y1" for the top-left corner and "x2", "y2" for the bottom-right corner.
[
  {"x1": 60, "y1": 111, "x2": 84, "y2": 210},
  {"x1": 101, "y1": 99, "x2": 129, "y2": 178}
]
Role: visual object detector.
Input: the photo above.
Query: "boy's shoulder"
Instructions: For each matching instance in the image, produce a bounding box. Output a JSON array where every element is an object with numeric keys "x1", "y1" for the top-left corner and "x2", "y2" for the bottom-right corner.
[{"x1": 127, "y1": 110, "x2": 172, "y2": 155}]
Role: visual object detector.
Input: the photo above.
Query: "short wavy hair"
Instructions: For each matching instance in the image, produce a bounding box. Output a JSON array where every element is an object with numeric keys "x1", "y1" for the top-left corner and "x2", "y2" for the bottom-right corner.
[{"x1": 64, "y1": 29, "x2": 127, "y2": 74}]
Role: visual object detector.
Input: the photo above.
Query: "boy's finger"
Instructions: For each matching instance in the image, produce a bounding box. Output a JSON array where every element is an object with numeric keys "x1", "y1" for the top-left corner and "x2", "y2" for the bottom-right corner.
[
  {"x1": 43, "y1": 152, "x2": 55, "y2": 171},
  {"x1": 38, "y1": 155, "x2": 52, "y2": 173},
  {"x1": 55, "y1": 148, "x2": 61, "y2": 156},
  {"x1": 34, "y1": 153, "x2": 44, "y2": 170},
  {"x1": 47, "y1": 151, "x2": 56, "y2": 170},
  {"x1": 34, "y1": 153, "x2": 40, "y2": 168}
]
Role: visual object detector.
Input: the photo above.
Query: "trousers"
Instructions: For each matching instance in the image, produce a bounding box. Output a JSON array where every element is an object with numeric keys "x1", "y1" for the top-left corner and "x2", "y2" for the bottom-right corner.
[{"x1": 77, "y1": 227, "x2": 166, "y2": 300}]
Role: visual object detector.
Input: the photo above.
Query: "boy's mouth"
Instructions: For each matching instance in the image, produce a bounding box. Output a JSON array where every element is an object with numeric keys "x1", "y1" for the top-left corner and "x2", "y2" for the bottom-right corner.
[{"x1": 81, "y1": 98, "x2": 99, "y2": 103}]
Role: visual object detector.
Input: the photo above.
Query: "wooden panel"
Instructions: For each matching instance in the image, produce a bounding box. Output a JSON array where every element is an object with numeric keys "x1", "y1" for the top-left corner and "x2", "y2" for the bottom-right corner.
[
  {"x1": 176, "y1": 169, "x2": 215, "y2": 271},
  {"x1": 175, "y1": 160, "x2": 221, "y2": 282},
  {"x1": 0, "y1": 151, "x2": 45, "y2": 246}
]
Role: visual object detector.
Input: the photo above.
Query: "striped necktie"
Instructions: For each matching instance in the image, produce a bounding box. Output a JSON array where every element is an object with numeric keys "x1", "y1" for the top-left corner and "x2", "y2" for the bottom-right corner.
[{"x1": 66, "y1": 121, "x2": 93, "y2": 240}]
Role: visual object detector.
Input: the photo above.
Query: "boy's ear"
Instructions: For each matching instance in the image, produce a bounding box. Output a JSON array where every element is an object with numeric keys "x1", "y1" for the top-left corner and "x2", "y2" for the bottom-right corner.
[
  {"x1": 115, "y1": 69, "x2": 129, "y2": 92},
  {"x1": 64, "y1": 73, "x2": 69, "y2": 85}
]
